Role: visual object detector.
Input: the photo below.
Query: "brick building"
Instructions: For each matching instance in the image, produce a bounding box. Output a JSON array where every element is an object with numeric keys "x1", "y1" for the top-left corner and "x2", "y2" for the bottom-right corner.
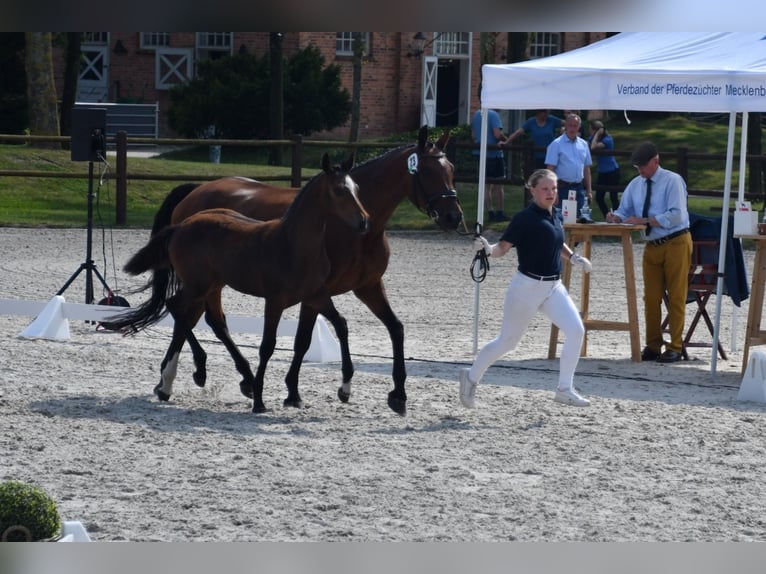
[{"x1": 52, "y1": 32, "x2": 607, "y2": 140}]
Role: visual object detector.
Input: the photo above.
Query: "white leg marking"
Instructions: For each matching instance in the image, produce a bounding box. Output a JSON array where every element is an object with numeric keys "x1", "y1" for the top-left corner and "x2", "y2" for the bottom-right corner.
[{"x1": 160, "y1": 352, "x2": 180, "y2": 395}]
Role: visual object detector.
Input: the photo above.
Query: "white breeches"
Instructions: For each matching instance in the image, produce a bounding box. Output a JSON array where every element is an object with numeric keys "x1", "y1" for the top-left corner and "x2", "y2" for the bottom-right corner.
[{"x1": 469, "y1": 272, "x2": 584, "y2": 390}]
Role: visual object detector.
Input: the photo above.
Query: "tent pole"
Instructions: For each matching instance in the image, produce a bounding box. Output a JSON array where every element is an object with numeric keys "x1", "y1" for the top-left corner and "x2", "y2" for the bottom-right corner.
[
  {"x1": 731, "y1": 112, "x2": 749, "y2": 352},
  {"x1": 712, "y1": 112, "x2": 738, "y2": 375},
  {"x1": 472, "y1": 108, "x2": 489, "y2": 355}
]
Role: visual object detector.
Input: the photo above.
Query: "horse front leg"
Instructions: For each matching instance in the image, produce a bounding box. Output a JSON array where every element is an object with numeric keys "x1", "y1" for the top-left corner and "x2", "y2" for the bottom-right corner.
[
  {"x1": 251, "y1": 307, "x2": 283, "y2": 414},
  {"x1": 284, "y1": 299, "x2": 352, "y2": 408},
  {"x1": 282, "y1": 303, "x2": 315, "y2": 409},
  {"x1": 353, "y1": 283, "x2": 406, "y2": 416}
]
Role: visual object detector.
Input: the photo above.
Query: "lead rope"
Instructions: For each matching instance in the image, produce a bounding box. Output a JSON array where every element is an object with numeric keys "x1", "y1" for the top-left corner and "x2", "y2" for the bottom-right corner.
[{"x1": 470, "y1": 222, "x2": 490, "y2": 282}]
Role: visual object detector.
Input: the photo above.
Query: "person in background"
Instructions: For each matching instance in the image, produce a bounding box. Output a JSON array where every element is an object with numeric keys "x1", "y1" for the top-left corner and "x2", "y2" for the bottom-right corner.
[
  {"x1": 507, "y1": 109, "x2": 562, "y2": 170},
  {"x1": 606, "y1": 141, "x2": 691, "y2": 363},
  {"x1": 588, "y1": 120, "x2": 621, "y2": 219},
  {"x1": 471, "y1": 108, "x2": 510, "y2": 223},
  {"x1": 459, "y1": 168, "x2": 593, "y2": 409},
  {"x1": 545, "y1": 113, "x2": 593, "y2": 217},
  {"x1": 561, "y1": 110, "x2": 586, "y2": 137}
]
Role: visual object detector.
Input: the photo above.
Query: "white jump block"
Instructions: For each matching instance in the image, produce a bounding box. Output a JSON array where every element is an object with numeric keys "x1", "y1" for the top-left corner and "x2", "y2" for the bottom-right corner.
[
  {"x1": 19, "y1": 295, "x2": 70, "y2": 340},
  {"x1": 5, "y1": 296, "x2": 341, "y2": 363},
  {"x1": 59, "y1": 521, "x2": 91, "y2": 542},
  {"x1": 738, "y1": 350, "x2": 766, "y2": 403}
]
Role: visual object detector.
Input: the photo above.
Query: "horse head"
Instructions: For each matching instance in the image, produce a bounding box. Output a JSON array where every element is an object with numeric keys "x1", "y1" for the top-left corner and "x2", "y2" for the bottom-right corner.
[
  {"x1": 410, "y1": 125, "x2": 464, "y2": 231},
  {"x1": 321, "y1": 152, "x2": 369, "y2": 235}
]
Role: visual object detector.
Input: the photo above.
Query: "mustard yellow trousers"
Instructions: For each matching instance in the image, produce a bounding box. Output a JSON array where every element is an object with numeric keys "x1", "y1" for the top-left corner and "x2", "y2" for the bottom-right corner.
[{"x1": 642, "y1": 232, "x2": 693, "y2": 353}]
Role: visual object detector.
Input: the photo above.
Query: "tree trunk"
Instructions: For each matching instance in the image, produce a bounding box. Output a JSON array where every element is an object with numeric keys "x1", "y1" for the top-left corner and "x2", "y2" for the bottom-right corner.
[
  {"x1": 269, "y1": 32, "x2": 284, "y2": 165},
  {"x1": 60, "y1": 33, "x2": 81, "y2": 138},
  {"x1": 348, "y1": 33, "x2": 364, "y2": 143},
  {"x1": 747, "y1": 112, "x2": 763, "y2": 203},
  {"x1": 24, "y1": 32, "x2": 60, "y2": 148}
]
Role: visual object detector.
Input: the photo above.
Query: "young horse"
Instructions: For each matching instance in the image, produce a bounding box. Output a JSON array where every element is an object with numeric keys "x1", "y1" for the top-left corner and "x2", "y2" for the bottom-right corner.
[
  {"x1": 106, "y1": 153, "x2": 368, "y2": 413},
  {"x1": 134, "y1": 125, "x2": 462, "y2": 415}
]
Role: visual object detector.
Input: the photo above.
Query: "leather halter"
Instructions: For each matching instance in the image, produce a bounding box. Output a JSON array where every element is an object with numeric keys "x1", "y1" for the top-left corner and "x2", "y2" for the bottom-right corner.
[{"x1": 409, "y1": 151, "x2": 460, "y2": 221}]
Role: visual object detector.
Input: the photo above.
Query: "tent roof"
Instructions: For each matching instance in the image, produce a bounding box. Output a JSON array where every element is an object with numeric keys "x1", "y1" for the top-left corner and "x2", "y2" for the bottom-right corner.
[{"x1": 481, "y1": 32, "x2": 766, "y2": 112}]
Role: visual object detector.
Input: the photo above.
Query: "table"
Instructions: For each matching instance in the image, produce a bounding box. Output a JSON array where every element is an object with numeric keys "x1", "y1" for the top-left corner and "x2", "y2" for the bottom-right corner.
[
  {"x1": 736, "y1": 234, "x2": 766, "y2": 375},
  {"x1": 548, "y1": 222, "x2": 646, "y2": 362}
]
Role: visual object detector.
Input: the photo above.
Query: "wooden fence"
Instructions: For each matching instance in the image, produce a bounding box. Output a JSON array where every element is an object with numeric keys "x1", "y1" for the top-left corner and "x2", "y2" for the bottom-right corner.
[{"x1": 1, "y1": 132, "x2": 765, "y2": 225}]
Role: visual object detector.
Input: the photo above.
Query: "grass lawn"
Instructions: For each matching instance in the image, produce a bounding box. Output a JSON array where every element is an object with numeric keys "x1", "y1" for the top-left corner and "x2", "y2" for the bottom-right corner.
[{"x1": 0, "y1": 113, "x2": 760, "y2": 230}]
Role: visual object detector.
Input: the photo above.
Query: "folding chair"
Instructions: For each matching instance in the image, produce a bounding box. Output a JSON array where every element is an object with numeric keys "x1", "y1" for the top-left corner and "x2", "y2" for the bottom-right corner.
[
  {"x1": 661, "y1": 212, "x2": 749, "y2": 360},
  {"x1": 662, "y1": 240, "x2": 727, "y2": 360}
]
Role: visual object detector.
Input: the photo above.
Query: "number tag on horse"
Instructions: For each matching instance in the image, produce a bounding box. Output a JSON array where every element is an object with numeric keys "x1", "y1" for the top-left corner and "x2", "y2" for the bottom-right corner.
[{"x1": 407, "y1": 153, "x2": 418, "y2": 174}]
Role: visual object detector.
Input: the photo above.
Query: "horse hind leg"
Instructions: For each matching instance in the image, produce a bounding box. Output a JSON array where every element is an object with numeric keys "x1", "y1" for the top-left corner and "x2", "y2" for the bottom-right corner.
[
  {"x1": 155, "y1": 295, "x2": 204, "y2": 401},
  {"x1": 203, "y1": 299, "x2": 259, "y2": 405}
]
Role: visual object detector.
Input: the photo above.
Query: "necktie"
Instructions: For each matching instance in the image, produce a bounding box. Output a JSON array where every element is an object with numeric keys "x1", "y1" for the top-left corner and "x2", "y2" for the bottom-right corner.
[{"x1": 642, "y1": 178, "x2": 652, "y2": 236}]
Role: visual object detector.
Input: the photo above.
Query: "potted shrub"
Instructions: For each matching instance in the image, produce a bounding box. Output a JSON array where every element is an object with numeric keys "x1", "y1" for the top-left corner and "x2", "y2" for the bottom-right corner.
[{"x1": 0, "y1": 480, "x2": 61, "y2": 542}]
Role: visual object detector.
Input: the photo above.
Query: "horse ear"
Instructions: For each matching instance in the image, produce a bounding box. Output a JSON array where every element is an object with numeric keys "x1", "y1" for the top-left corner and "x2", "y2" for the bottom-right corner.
[
  {"x1": 435, "y1": 130, "x2": 450, "y2": 151},
  {"x1": 342, "y1": 151, "x2": 355, "y2": 172},
  {"x1": 417, "y1": 125, "x2": 428, "y2": 151},
  {"x1": 321, "y1": 153, "x2": 331, "y2": 173}
]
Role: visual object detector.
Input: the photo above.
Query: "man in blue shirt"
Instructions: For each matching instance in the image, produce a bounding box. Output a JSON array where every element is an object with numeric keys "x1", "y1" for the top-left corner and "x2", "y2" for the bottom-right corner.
[
  {"x1": 472, "y1": 109, "x2": 509, "y2": 222},
  {"x1": 545, "y1": 113, "x2": 593, "y2": 218},
  {"x1": 606, "y1": 141, "x2": 691, "y2": 363}
]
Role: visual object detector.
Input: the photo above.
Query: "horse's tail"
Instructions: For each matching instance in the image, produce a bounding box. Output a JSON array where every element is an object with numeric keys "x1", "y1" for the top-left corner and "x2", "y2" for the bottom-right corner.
[
  {"x1": 151, "y1": 182, "x2": 199, "y2": 236},
  {"x1": 113, "y1": 182, "x2": 199, "y2": 330},
  {"x1": 102, "y1": 228, "x2": 178, "y2": 334}
]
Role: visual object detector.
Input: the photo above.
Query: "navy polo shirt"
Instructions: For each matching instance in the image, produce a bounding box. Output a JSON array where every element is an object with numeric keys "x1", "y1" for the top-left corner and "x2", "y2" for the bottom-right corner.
[{"x1": 500, "y1": 203, "x2": 564, "y2": 277}]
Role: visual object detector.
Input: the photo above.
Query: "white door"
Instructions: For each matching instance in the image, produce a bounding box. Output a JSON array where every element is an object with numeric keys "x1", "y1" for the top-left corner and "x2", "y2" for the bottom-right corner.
[
  {"x1": 421, "y1": 56, "x2": 438, "y2": 128},
  {"x1": 78, "y1": 43, "x2": 109, "y2": 102}
]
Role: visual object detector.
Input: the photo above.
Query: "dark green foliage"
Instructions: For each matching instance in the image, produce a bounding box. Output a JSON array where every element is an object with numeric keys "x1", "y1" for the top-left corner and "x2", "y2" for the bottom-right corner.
[
  {"x1": 168, "y1": 46, "x2": 351, "y2": 139},
  {"x1": 0, "y1": 33, "x2": 28, "y2": 135},
  {"x1": 0, "y1": 480, "x2": 61, "y2": 542},
  {"x1": 282, "y1": 45, "x2": 351, "y2": 136}
]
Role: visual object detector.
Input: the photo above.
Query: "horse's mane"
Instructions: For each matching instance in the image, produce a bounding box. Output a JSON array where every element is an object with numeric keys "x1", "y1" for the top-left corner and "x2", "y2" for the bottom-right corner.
[{"x1": 281, "y1": 164, "x2": 347, "y2": 221}]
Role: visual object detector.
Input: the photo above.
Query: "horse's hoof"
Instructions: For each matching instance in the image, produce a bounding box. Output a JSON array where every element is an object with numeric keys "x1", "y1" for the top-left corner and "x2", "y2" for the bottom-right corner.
[
  {"x1": 251, "y1": 403, "x2": 269, "y2": 414},
  {"x1": 283, "y1": 397, "x2": 304, "y2": 409},
  {"x1": 154, "y1": 384, "x2": 170, "y2": 402},
  {"x1": 192, "y1": 371, "x2": 206, "y2": 388},
  {"x1": 387, "y1": 391, "x2": 406, "y2": 416},
  {"x1": 337, "y1": 387, "x2": 351, "y2": 403},
  {"x1": 240, "y1": 381, "x2": 254, "y2": 399}
]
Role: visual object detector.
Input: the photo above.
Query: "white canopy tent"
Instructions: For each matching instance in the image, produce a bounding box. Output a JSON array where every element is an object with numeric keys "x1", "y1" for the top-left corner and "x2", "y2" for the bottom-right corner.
[{"x1": 475, "y1": 32, "x2": 766, "y2": 374}]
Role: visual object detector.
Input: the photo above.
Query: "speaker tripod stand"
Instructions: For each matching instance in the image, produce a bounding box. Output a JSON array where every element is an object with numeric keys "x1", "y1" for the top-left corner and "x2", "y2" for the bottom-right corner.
[{"x1": 56, "y1": 160, "x2": 113, "y2": 304}]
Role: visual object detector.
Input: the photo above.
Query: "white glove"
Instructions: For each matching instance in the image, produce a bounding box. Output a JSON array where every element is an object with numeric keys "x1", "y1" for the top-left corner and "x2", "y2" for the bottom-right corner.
[
  {"x1": 570, "y1": 252, "x2": 592, "y2": 273},
  {"x1": 473, "y1": 235, "x2": 492, "y2": 256}
]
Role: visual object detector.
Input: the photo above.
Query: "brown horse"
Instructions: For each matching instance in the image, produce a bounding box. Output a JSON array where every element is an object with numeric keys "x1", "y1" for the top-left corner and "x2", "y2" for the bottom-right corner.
[
  {"x1": 139, "y1": 125, "x2": 462, "y2": 415},
  {"x1": 105, "y1": 153, "x2": 368, "y2": 413}
]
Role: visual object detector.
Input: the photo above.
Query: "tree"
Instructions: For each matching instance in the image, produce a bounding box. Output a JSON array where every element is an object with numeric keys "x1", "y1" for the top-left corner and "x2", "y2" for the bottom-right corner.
[
  {"x1": 348, "y1": 33, "x2": 365, "y2": 143},
  {"x1": 168, "y1": 45, "x2": 351, "y2": 140},
  {"x1": 0, "y1": 33, "x2": 27, "y2": 134},
  {"x1": 747, "y1": 113, "x2": 763, "y2": 200},
  {"x1": 59, "y1": 33, "x2": 81, "y2": 138},
  {"x1": 268, "y1": 32, "x2": 284, "y2": 165},
  {"x1": 24, "y1": 32, "x2": 60, "y2": 146}
]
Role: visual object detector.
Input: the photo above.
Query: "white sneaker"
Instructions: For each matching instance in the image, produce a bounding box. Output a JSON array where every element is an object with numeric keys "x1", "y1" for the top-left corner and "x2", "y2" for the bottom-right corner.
[
  {"x1": 554, "y1": 387, "x2": 591, "y2": 407},
  {"x1": 459, "y1": 368, "x2": 477, "y2": 408}
]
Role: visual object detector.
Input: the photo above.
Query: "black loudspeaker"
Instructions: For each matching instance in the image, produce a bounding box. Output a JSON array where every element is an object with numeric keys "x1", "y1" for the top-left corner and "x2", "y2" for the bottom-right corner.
[{"x1": 71, "y1": 107, "x2": 107, "y2": 162}]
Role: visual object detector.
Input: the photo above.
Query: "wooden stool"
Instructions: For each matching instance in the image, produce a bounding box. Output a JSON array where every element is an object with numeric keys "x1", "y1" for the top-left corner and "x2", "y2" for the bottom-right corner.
[{"x1": 548, "y1": 223, "x2": 645, "y2": 362}]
